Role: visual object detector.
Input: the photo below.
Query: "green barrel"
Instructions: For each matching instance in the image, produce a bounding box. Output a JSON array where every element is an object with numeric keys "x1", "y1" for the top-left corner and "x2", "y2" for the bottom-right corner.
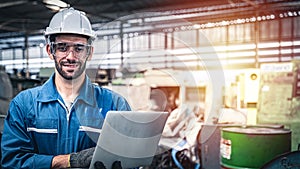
[{"x1": 220, "y1": 127, "x2": 291, "y2": 169}]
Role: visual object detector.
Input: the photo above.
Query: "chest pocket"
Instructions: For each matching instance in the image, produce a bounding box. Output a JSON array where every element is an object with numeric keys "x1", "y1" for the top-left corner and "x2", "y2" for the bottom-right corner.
[
  {"x1": 73, "y1": 104, "x2": 104, "y2": 143},
  {"x1": 27, "y1": 118, "x2": 58, "y2": 154},
  {"x1": 74, "y1": 104, "x2": 105, "y2": 128},
  {"x1": 27, "y1": 119, "x2": 58, "y2": 132}
]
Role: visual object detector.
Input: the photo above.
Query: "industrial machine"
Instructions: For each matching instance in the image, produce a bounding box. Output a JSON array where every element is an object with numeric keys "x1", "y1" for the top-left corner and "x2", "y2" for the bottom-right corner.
[
  {"x1": 0, "y1": 66, "x2": 13, "y2": 167},
  {"x1": 258, "y1": 61, "x2": 300, "y2": 151},
  {"x1": 0, "y1": 66, "x2": 13, "y2": 130}
]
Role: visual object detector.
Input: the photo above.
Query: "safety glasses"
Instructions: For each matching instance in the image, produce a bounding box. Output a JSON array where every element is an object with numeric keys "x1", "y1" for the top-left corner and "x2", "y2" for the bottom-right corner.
[{"x1": 51, "y1": 42, "x2": 92, "y2": 58}]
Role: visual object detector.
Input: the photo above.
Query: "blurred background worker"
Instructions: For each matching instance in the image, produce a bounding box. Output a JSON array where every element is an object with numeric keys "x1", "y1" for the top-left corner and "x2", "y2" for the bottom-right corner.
[{"x1": 1, "y1": 8, "x2": 131, "y2": 169}]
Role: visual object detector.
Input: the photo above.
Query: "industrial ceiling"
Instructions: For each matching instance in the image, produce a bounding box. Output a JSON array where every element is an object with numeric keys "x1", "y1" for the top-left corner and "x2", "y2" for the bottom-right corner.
[{"x1": 0, "y1": 0, "x2": 299, "y2": 38}]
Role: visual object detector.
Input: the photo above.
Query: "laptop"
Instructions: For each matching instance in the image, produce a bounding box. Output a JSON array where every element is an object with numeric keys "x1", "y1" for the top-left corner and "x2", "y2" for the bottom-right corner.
[{"x1": 89, "y1": 111, "x2": 169, "y2": 169}]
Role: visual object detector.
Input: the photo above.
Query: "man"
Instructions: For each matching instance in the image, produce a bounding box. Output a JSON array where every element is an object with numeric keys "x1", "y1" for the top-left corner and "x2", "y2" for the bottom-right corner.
[{"x1": 1, "y1": 8, "x2": 130, "y2": 169}]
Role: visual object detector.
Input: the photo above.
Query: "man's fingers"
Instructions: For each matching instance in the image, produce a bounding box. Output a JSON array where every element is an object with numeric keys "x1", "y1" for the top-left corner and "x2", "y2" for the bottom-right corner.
[
  {"x1": 112, "y1": 161, "x2": 122, "y2": 169},
  {"x1": 94, "y1": 161, "x2": 106, "y2": 169}
]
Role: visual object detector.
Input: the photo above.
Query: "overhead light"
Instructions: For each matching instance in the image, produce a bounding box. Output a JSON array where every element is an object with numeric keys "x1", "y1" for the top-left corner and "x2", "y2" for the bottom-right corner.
[
  {"x1": 45, "y1": 4, "x2": 61, "y2": 11},
  {"x1": 0, "y1": 0, "x2": 27, "y2": 8},
  {"x1": 43, "y1": 0, "x2": 68, "y2": 8}
]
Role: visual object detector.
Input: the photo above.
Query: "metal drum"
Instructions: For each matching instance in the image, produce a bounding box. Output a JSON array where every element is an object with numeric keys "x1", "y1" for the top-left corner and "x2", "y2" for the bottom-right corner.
[{"x1": 220, "y1": 127, "x2": 291, "y2": 169}]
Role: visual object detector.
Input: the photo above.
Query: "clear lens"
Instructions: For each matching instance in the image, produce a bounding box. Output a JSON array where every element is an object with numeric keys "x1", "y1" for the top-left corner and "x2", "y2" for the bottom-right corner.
[{"x1": 51, "y1": 42, "x2": 91, "y2": 58}]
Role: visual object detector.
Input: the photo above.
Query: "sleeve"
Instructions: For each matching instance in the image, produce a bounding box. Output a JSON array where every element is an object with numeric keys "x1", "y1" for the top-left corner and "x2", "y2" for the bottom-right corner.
[{"x1": 1, "y1": 97, "x2": 53, "y2": 169}]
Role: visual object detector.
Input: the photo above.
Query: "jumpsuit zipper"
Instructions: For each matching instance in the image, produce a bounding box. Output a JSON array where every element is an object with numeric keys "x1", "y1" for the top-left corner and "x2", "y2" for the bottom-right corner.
[{"x1": 58, "y1": 99, "x2": 71, "y2": 152}]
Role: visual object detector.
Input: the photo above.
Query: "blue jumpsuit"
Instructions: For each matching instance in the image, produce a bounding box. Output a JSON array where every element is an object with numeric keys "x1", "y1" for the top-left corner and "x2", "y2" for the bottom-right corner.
[{"x1": 1, "y1": 74, "x2": 131, "y2": 169}]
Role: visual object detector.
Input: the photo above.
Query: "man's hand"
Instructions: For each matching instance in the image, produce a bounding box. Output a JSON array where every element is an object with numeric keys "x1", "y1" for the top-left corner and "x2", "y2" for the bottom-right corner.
[
  {"x1": 94, "y1": 161, "x2": 122, "y2": 169},
  {"x1": 51, "y1": 154, "x2": 70, "y2": 169},
  {"x1": 69, "y1": 147, "x2": 95, "y2": 168},
  {"x1": 67, "y1": 146, "x2": 122, "y2": 169}
]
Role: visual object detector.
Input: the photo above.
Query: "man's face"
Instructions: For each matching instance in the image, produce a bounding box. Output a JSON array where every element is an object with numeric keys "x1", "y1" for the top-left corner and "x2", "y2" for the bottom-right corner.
[{"x1": 49, "y1": 35, "x2": 92, "y2": 80}]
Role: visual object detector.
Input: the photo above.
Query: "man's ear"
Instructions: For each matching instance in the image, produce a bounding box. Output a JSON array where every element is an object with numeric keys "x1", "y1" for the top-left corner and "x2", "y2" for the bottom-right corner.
[
  {"x1": 46, "y1": 44, "x2": 55, "y2": 60},
  {"x1": 87, "y1": 46, "x2": 94, "y2": 61}
]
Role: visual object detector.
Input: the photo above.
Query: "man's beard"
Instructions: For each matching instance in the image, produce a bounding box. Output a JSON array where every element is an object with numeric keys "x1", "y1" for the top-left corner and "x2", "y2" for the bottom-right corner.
[{"x1": 54, "y1": 57, "x2": 87, "y2": 80}]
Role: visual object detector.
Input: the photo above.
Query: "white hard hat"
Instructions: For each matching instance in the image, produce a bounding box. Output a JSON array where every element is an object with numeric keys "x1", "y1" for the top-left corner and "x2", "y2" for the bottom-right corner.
[{"x1": 45, "y1": 8, "x2": 96, "y2": 40}]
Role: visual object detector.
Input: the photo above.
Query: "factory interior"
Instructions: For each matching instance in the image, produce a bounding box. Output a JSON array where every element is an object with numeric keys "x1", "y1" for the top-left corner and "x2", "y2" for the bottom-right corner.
[{"x1": 0, "y1": 0, "x2": 300, "y2": 168}]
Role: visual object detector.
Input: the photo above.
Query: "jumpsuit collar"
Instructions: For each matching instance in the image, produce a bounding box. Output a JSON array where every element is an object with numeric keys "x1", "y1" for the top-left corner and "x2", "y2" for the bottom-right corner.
[{"x1": 37, "y1": 73, "x2": 96, "y2": 106}]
